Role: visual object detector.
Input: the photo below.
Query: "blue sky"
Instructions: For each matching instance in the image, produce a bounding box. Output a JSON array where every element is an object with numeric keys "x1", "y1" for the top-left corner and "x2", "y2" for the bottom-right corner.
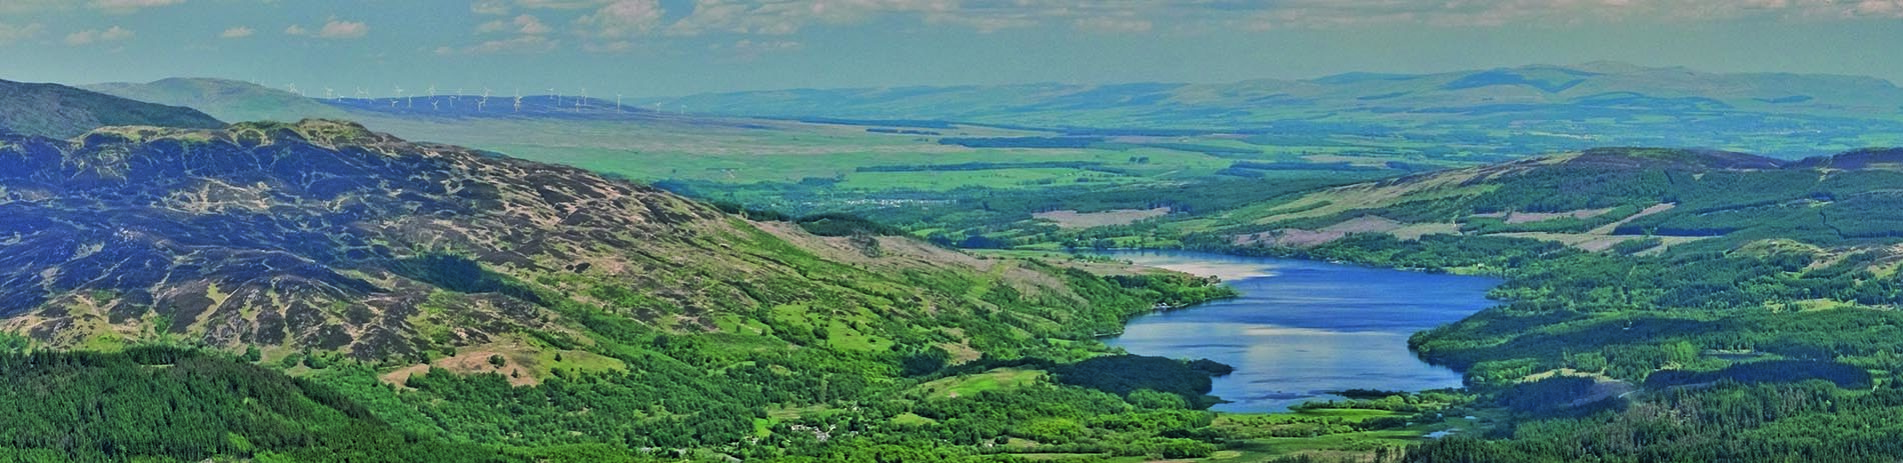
[{"x1": 1, "y1": 0, "x2": 1901, "y2": 97}]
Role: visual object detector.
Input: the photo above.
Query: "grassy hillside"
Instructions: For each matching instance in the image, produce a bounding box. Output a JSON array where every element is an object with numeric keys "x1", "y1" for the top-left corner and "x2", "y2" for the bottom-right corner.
[{"x1": 0, "y1": 79, "x2": 224, "y2": 138}]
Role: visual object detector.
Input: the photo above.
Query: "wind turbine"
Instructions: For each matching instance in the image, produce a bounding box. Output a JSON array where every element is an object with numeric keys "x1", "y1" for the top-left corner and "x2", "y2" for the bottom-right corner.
[
  {"x1": 616, "y1": 94, "x2": 623, "y2": 112},
  {"x1": 393, "y1": 85, "x2": 406, "y2": 109},
  {"x1": 577, "y1": 87, "x2": 588, "y2": 109},
  {"x1": 546, "y1": 87, "x2": 559, "y2": 108},
  {"x1": 513, "y1": 88, "x2": 523, "y2": 113},
  {"x1": 323, "y1": 87, "x2": 335, "y2": 100},
  {"x1": 354, "y1": 87, "x2": 369, "y2": 100},
  {"x1": 285, "y1": 83, "x2": 302, "y2": 97}
]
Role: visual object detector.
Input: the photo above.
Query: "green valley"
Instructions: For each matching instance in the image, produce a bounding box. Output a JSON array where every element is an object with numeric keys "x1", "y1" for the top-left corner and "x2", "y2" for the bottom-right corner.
[{"x1": 10, "y1": 5, "x2": 1903, "y2": 460}]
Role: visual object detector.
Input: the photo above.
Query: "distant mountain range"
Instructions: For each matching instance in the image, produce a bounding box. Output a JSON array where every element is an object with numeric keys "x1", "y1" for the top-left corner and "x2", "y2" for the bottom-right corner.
[
  {"x1": 632, "y1": 62, "x2": 1903, "y2": 157},
  {"x1": 0, "y1": 79, "x2": 224, "y2": 138},
  {"x1": 82, "y1": 78, "x2": 672, "y2": 124},
  {"x1": 639, "y1": 62, "x2": 1903, "y2": 126},
  {"x1": 83, "y1": 64, "x2": 1903, "y2": 158}
]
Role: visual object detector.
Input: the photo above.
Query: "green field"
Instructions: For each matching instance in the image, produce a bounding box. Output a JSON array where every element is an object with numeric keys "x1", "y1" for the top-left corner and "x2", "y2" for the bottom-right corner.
[{"x1": 911, "y1": 368, "x2": 1049, "y2": 399}]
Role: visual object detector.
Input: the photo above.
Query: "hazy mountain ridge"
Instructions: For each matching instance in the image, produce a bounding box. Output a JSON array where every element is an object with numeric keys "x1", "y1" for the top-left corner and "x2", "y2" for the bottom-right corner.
[
  {"x1": 630, "y1": 63, "x2": 1903, "y2": 157},
  {"x1": 85, "y1": 78, "x2": 702, "y2": 124},
  {"x1": 0, "y1": 79, "x2": 225, "y2": 138},
  {"x1": 645, "y1": 63, "x2": 1903, "y2": 123}
]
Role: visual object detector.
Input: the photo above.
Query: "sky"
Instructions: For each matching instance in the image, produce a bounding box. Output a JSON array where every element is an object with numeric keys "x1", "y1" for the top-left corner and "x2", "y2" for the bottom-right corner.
[{"x1": 0, "y1": 0, "x2": 1901, "y2": 97}]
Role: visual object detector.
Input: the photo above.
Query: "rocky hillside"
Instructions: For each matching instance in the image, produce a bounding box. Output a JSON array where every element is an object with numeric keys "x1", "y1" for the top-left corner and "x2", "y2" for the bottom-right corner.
[{"x1": 0, "y1": 120, "x2": 1173, "y2": 363}]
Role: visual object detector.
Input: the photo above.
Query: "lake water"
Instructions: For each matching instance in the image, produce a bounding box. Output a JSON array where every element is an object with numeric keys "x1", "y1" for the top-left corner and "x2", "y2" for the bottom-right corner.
[{"x1": 1100, "y1": 250, "x2": 1502, "y2": 413}]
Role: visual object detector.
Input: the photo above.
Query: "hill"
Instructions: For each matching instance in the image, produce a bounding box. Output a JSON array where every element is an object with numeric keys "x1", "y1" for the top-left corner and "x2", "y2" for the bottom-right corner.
[
  {"x1": 0, "y1": 119, "x2": 1197, "y2": 360},
  {"x1": 0, "y1": 79, "x2": 224, "y2": 138},
  {"x1": 83, "y1": 78, "x2": 682, "y2": 123},
  {"x1": 1162, "y1": 146, "x2": 1903, "y2": 255},
  {"x1": 84, "y1": 77, "x2": 353, "y2": 123},
  {"x1": 638, "y1": 63, "x2": 1903, "y2": 157},
  {"x1": 0, "y1": 118, "x2": 1245, "y2": 460}
]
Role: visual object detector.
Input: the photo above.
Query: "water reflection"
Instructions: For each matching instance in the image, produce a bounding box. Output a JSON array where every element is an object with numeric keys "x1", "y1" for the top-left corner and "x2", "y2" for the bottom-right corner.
[{"x1": 1101, "y1": 250, "x2": 1501, "y2": 412}]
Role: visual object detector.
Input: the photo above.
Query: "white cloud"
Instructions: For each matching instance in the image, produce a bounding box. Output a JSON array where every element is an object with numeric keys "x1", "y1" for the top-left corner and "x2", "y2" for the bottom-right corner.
[
  {"x1": 517, "y1": 0, "x2": 618, "y2": 9},
  {"x1": 318, "y1": 20, "x2": 369, "y2": 39},
  {"x1": 437, "y1": 35, "x2": 558, "y2": 54},
  {"x1": 576, "y1": 0, "x2": 665, "y2": 37},
  {"x1": 1229, "y1": 0, "x2": 1903, "y2": 30},
  {"x1": 219, "y1": 26, "x2": 254, "y2": 39},
  {"x1": 0, "y1": 22, "x2": 44, "y2": 46},
  {"x1": 481, "y1": 14, "x2": 551, "y2": 34},
  {"x1": 726, "y1": 38, "x2": 801, "y2": 52},
  {"x1": 583, "y1": 40, "x2": 639, "y2": 53},
  {"x1": 1852, "y1": 0, "x2": 1903, "y2": 17},
  {"x1": 924, "y1": 12, "x2": 1038, "y2": 33},
  {"x1": 707, "y1": 38, "x2": 801, "y2": 61},
  {"x1": 88, "y1": 0, "x2": 183, "y2": 14},
  {"x1": 1073, "y1": 17, "x2": 1152, "y2": 34},
  {"x1": 287, "y1": 19, "x2": 368, "y2": 39},
  {"x1": 0, "y1": 1, "x2": 71, "y2": 15},
  {"x1": 455, "y1": 12, "x2": 556, "y2": 54},
  {"x1": 65, "y1": 26, "x2": 133, "y2": 46},
  {"x1": 667, "y1": 0, "x2": 963, "y2": 36},
  {"x1": 472, "y1": 0, "x2": 511, "y2": 15}
]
